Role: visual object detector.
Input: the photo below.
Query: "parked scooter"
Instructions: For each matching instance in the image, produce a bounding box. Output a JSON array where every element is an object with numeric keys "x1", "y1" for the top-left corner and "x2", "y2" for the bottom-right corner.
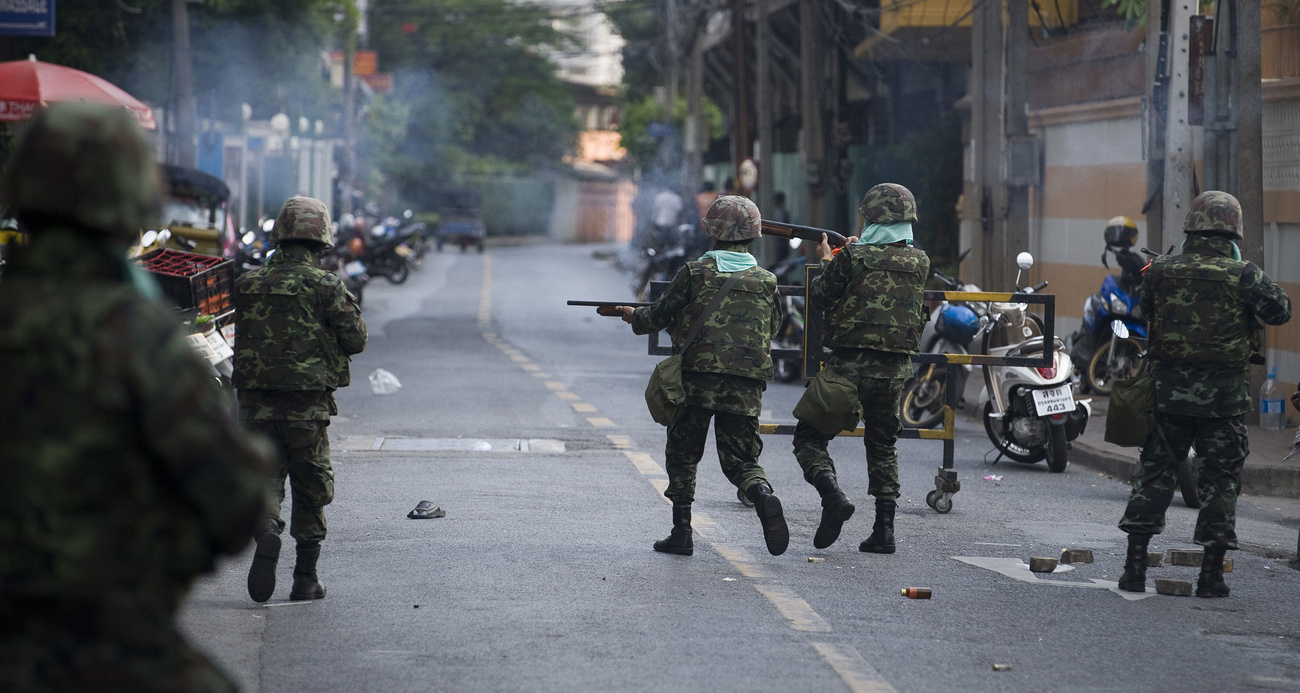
[
  {"x1": 900, "y1": 251, "x2": 985, "y2": 428},
  {"x1": 1068, "y1": 216, "x2": 1149, "y2": 394},
  {"x1": 980, "y1": 252, "x2": 1091, "y2": 473},
  {"x1": 358, "y1": 219, "x2": 415, "y2": 285},
  {"x1": 630, "y1": 222, "x2": 698, "y2": 301},
  {"x1": 320, "y1": 228, "x2": 369, "y2": 307}
]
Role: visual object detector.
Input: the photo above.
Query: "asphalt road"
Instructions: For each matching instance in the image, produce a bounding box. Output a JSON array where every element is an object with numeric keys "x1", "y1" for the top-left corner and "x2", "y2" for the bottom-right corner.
[{"x1": 182, "y1": 242, "x2": 1300, "y2": 692}]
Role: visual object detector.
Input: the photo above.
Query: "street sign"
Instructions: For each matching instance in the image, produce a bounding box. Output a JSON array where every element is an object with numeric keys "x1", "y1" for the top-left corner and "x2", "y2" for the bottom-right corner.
[{"x1": 0, "y1": 0, "x2": 55, "y2": 37}]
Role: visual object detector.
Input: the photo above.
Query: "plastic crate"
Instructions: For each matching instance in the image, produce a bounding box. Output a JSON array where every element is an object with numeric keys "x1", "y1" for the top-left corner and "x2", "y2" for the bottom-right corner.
[{"x1": 135, "y1": 248, "x2": 234, "y2": 316}]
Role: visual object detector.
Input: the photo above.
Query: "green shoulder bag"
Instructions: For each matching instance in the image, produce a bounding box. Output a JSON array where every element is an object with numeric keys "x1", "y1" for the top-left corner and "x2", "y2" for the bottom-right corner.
[{"x1": 1105, "y1": 372, "x2": 1156, "y2": 447}]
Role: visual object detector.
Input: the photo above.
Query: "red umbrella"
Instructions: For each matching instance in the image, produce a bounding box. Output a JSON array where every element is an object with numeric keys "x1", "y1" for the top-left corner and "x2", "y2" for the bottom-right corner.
[{"x1": 0, "y1": 55, "x2": 156, "y2": 130}]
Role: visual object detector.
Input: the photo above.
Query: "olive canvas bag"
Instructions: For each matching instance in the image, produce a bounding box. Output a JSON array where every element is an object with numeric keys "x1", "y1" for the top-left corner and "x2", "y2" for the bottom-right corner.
[
  {"x1": 792, "y1": 365, "x2": 863, "y2": 435},
  {"x1": 1105, "y1": 372, "x2": 1156, "y2": 447},
  {"x1": 645, "y1": 272, "x2": 743, "y2": 426}
]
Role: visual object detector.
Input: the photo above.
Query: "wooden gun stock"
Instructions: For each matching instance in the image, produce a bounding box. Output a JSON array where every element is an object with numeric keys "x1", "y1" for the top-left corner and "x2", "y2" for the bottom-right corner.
[{"x1": 761, "y1": 220, "x2": 848, "y2": 248}]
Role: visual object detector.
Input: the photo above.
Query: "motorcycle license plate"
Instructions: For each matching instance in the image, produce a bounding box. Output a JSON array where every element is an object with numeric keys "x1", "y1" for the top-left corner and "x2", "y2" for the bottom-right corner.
[
  {"x1": 1031, "y1": 384, "x2": 1074, "y2": 416},
  {"x1": 344, "y1": 261, "x2": 367, "y2": 277}
]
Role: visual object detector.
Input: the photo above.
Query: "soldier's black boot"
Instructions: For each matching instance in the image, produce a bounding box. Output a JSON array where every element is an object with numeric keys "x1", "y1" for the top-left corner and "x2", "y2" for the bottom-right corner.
[
  {"x1": 812, "y1": 471, "x2": 856, "y2": 549},
  {"x1": 653, "y1": 503, "x2": 694, "y2": 556},
  {"x1": 858, "y1": 498, "x2": 897, "y2": 554},
  {"x1": 745, "y1": 483, "x2": 789, "y2": 556},
  {"x1": 1196, "y1": 546, "x2": 1231, "y2": 598},
  {"x1": 289, "y1": 542, "x2": 327, "y2": 601},
  {"x1": 1117, "y1": 534, "x2": 1150, "y2": 592},
  {"x1": 247, "y1": 518, "x2": 281, "y2": 603}
]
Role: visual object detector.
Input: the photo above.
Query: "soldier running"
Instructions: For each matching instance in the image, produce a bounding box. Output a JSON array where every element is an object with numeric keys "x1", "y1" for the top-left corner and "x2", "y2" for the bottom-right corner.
[
  {"x1": 235, "y1": 196, "x2": 368, "y2": 603},
  {"x1": 601, "y1": 196, "x2": 789, "y2": 557},
  {"x1": 792, "y1": 183, "x2": 930, "y2": 553},
  {"x1": 1117, "y1": 190, "x2": 1291, "y2": 597}
]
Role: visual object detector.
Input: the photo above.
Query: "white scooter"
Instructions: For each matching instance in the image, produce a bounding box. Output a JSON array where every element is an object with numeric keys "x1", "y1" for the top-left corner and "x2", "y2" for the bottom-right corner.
[{"x1": 979, "y1": 253, "x2": 1092, "y2": 472}]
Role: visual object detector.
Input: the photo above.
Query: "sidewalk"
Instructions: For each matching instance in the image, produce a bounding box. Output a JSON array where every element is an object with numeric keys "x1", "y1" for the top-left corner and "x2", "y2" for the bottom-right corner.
[{"x1": 956, "y1": 380, "x2": 1300, "y2": 498}]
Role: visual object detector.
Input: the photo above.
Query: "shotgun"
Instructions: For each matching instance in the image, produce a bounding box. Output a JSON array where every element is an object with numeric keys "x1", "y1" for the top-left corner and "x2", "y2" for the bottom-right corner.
[
  {"x1": 761, "y1": 220, "x2": 849, "y2": 248},
  {"x1": 567, "y1": 299, "x2": 652, "y2": 317}
]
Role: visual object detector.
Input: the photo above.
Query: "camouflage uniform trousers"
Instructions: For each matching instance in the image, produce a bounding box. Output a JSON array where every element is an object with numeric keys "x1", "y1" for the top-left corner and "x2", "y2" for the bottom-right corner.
[
  {"x1": 0, "y1": 592, "x2": 237, "y2": 693},
  {"x1": 793, "y1": 376, "x2": 905, "y2": 500},
  {"x1": 243, "y1": 419, "x2": 334, "y2": 544},
  {"x1": 664, "y1": 404, "x2": 770, "y2": 504},
  {"x1": 1119, "y1": 412, "x2": 1248, "y2": 549}
]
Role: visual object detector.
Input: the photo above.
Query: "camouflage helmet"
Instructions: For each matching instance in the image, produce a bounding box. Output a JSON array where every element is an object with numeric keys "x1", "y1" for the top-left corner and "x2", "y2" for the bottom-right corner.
[
  {"x1": 701, "y1": 195, "x2": 761, "y2": 242},
  {"x1": 270, "y1": 196, "x2": 334, "y2": 248},
  {"x1": 1183, "y1": 190, "x2": 1242, "y2": 239},
  {"x1": 0, "y1": 102, "x2": 161, "y2": 241},
  {"x1": 857, "y1": 183, "x2": 918, "y2": 224}
]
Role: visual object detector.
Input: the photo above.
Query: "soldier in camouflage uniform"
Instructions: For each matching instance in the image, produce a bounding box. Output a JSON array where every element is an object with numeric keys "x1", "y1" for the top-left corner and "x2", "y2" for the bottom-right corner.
[
  {"x1": 602, "y1": 196, "x2": 789, "y2": 556},
  {"x1": 235, "y1": 196, "x2": 368, "y2": 603},
  {"x1": 1118, "y1": 191, "x2": 1290, "y2": 597},
  {"x1": 0, "y1": 103, "x2": 272, "y2": 691},
  {"x1": 792, "y1": 183, "x2": 930, "y2": 553}
]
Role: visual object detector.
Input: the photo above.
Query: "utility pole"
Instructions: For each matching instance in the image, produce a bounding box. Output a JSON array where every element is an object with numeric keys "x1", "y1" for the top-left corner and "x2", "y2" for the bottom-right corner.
[
  {"x1": 756, "y1": 0, "x2": 776, "y2": 258},
  {"x1": 799, "y1": 0, "x2": 825, "y2": 228},
  {"x1": 1236, "y1": 0, "x2": 1267, "y2": 419},
  {"x1": 1005, "y1": 0, "x2": 1030, "y2": 290},
  {"x1": 969, "y1": 0, "x2": 1003, "y2": 290},
  {"x1": 1145, "y1": 0, "x2": 1169, "y2": 254},
  {"x1": 171, "y1": 0, "x2": 197, "y2": 168},
  {"x1": 1163, "y1": 0, "x2": 1197, "y2": 248},
  {"x1": 339, "y1": 1, "x2": 360, "y2": 215},
  {"x1": 731, "y1": 0, "x2": 750, "y2": 178},
  {"x1": 685, "y1": 29, "x2": 705, "y2": 200}
]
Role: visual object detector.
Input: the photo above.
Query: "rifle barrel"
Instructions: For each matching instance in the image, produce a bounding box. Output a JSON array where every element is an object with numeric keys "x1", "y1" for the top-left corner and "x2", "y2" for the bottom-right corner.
[
  {"x1": 761, "y1": 220, "x2": 848, "y2": 248},
  {"x1": 567, "y1": 300, "x2": 653, "y2": 307}
]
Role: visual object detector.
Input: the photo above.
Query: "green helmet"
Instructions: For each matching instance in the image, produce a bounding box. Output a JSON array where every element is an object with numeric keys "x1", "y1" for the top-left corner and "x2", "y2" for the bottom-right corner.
[
  {"x1": 858, "y1": 183, "x2": 918, "y2": 224},
  {"x1": 0, "y1": 103, "x2": 161, "y2": 241},
  {"x1": 1183, "y1": 190, "x2": 1242, "y2": 239},
  {"x1": 270, "y1": 196, "x2": 334, "y2": 248},
  {"x1": 701, "y1": 195, "x2": 761, "y2": 242}
]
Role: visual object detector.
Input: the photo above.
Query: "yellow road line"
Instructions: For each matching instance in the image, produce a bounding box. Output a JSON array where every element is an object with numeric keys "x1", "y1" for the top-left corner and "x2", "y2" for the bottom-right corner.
[
  {"x1": 555, "y1": 392, "x2": 580, "y2": 400},
  {"x1": 520, "y1": 364, "x2": 540, "y2": 372},
  {"x1": 623, "y1": 451, "x2": 664, "y2": 476},
  {"x1": 607, "y1": 435, "x2": 631, "y2": 449},
  {"x1": 532, "y1": 372, "x2": 552, "y2": 378},
  {"x1": 810, "y1": 643, "x2": 898, "y2": 693},
  {"x1": 587, "y1": 417, "x2": 614, "y2": 427},
  {"x1": 544, "y1": 381, "x2": 566, "y2": 390},
  {"x1": 753, "y1": 585, "x2": 832, "y2": 633},
  {"x1": 712, "y1": 544, "x2": 768, "y2": 579},
  {"x1": 571, "y1": 402, "x2": 597, "y2": 413}
]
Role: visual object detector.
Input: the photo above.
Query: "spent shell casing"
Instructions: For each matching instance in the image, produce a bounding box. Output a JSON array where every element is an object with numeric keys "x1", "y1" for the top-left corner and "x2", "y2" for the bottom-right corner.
[{"x1": 900, "y1": 587, "x2": 932, "y2": 599}]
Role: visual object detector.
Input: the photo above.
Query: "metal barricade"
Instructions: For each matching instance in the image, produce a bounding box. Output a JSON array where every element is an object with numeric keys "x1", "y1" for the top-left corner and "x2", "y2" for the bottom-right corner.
[{"x1": 644, "y1": 277, "x2": 1056, "y2": 513}]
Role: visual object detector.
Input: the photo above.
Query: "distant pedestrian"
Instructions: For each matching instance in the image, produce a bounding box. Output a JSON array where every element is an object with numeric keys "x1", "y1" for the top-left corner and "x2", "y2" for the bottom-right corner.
[
  {"x1": 791, "y1": 183, "x2": 930, "y2": 552},
  {"x1": 600, "y1": 196, "x2": 789, "y2": 557},
  {"x1": 1117, "y1": 191, "x2": 1291, "y2": 597},
  {"x1": 235, "y1": 196, "x2": 368, "y2": 603},
  {"x1": 694, "y1": 181, "x2": 719, "y2": 221},
  {"x1": 0, "y1": 103, "x2": 272, "y2": 691}
]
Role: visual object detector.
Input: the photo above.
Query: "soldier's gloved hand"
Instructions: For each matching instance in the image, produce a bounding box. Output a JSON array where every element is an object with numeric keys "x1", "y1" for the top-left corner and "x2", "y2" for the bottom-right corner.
[{"x1": 1291, "y1": 388, "x2": 1300, "y2": 412}]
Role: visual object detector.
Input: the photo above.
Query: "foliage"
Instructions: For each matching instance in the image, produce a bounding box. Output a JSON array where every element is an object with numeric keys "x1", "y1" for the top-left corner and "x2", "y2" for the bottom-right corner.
[
  {"x1": 617, "y1": 93, "x2": 723, "y2": 172},
  {"x1": 1102, "y1": 0, "x2": 1218, "y2": 29},
  {"x1": 362, "y1": 0, "x2": 579, "y2": 212},
  {"x1": 1270, "y1": 1, "x2": 1300, "y2": 23}
]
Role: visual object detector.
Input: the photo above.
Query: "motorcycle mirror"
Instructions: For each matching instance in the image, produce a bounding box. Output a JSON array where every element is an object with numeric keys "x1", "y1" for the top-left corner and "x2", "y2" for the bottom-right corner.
[
  {"x1": 242, "y1": 231, "x2": 256, "y2": 246},
  {"x1": 1016, "y1": 252, "x2": 1034, "y2": 270},
  {"x1": 789, "y1": 238, "x2": 802, "y2": 249},
  {"x1": 140, "y1": 230, "x2": 158, "y2": 247},
  {"x1": 1111, "y1": 321, "x2": 1131, "y2": 340},
  {"x1": 404, "y1": 209, "x2": 413, "y2": 219},
  {"x1": 157, "y1": 229, "x2": 172, "y2": 243}
]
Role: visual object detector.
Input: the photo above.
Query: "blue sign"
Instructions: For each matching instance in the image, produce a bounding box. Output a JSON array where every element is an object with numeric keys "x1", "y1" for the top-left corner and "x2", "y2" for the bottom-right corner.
[{"x1": 0, "y1": 0, "x2": 55, "y2": 37}]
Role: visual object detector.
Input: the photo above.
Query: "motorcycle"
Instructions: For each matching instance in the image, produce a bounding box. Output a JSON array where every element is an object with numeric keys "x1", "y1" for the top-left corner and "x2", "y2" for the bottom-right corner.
[
  {"x1": 900, "y1": 252, "x2": 986, "y2": 428},
  {"x1": 980, "y1": 252, "x2": 1091, "y2": 473},
  {"x1": 768, "y1": 244, "x2": 812, "y2": 382},
  {"x1": 630, "y1": 222, "x2": 697, "y2": 301},
  {"x1": 357, "y1": 219, "x2": 415, "y2": 285},
  {"x1": 1068, "y1": 257, "x2": 1148, "y2": 395},
  {"x1": 321, "y1": 229, "x2": 369, "y2": 307}
]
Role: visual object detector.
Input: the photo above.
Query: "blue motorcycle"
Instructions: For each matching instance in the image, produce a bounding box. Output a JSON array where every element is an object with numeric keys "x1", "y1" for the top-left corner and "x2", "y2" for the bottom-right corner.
[{"x1": 1069, "y1": 272, "x2": 1147, "y2": 395}]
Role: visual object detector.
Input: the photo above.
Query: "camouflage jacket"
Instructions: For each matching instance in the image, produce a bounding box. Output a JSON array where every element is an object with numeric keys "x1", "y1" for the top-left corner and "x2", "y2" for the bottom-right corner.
[
  {"x1": 813, "y1": 242, "x2": 929, "y2": 354},
  {"x1": 1142, "y1": 234, "x2": 1291, "y2": 416},
  {"x1": 0, "y1": 228, "x2": 271, "y2": 600},
  {"x1": 630, "y1": 246, "x2": 781, "y2": 383},
  {"x1": 233, "y1": 244, "x2": 367, "y2": 394}
]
